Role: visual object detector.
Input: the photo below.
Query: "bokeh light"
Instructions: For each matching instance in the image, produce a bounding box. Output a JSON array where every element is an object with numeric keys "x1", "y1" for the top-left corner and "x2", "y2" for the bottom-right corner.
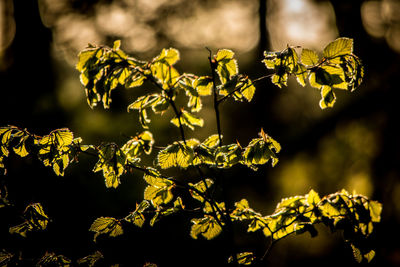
[
  {"x1": 267, "y1": 0, "x2": 338, "y2": 50},
  {"x1": 0, "y1": 0, "x2": 16, "y2": 69},
  {"x1": 361, "y1": 0, "x2": 400, "y2": 53}
]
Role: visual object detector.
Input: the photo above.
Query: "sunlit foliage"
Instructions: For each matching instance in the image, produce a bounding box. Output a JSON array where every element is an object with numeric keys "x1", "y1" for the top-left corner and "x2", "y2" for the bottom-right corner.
[
  {"x1": 0, "y1": 38, "x2": 377, "y2": 266},
  {"x1": 9, "y1": 203, "x2": 49, "y2": 238}
]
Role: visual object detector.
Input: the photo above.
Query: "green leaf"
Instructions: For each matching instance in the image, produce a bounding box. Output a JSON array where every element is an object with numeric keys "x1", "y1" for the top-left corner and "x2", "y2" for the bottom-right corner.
[
  {"x1": 93, "y1": 144, "x2": 127, "y2": 188},
  {"x1": 230, "y1": 199, "x2": 262, "y2": 221},
  {"x1": 153, "y1": 48, "x2": 180, "y2": 66},
  {"x1": 89, "y1": 217, "x2": 123, "y2": 242},
  {"x1": 189, "y1": 179, "x2": 214, "y2": 202},
  {"x1": 215, "y1": 49, "x2": 238, "y2": 84},
  {"x1": 77, "y1": 42, "x2": 146, "y2": 109},
  {"x1": 127, "y1": 94, "x2": 160, "y2": 111},
  {"x1": 150, "y1": 50, "x2": 180, "y2": 89},
  {"x1": 192, "y1": 141, "x2": 217, "y2": 166},
  {"x1": 214, "y1": 143, "x2": 242, "y2": 168},
  {"x1": 323, "y1": 37, "x2": 353, "y2": 59},
  {"x1": 243, "y1": 130, "x2": 280, "y2": 168},
  {"x1": 190, "y1": 215, "x2": 223, "y2": 240},
  {"x1": 9, "y1": 203, "x2": 49, "y2": 237},
  {"x1": 263, "y1": 47, "x2": 299, "y2": 88},
  {"x1": 144, "y1": 185, "x2": 174, "y2": 206},
  {"x1": 218, "y1": 75, "x2": 256, "y2": 102},
  {"x1": 37, "y1": 252, "x2": 72, "y2": 266},
  {"x1": 77, "y1": 251, "x2": 104, "y2": 267},
  {"x1": 319, "y1": 86, "x2": 336, "y2": 109},
  {"x1": 149, "y1": 198, "x2": 184, "y2": 226},
  {"x1": 127, "y1": 94, "x2": 163, "y2": 128},
  {"x1": 179, "y1": 77, "x2": 203, "y2": 112},
  {"x1": 301, "y1": 48, "x2": 319, "y2": 66},
  {"x1": 203, "y1": 201, "x2": 225, "y2": 216},
  {"x1": 0, "y1": 250, "x2": 14, "y2": 266},
  {"x1": 0, "y1": 184, "x2": 10, "y2": 208},
  {"x1": 368, "y1": 200, "x2": 382, "y2": 223},
  {"x1": 363, "y1": 249, "x2": 376, "y2": 263},
  {"x1": 307, "y1": 189, "x2": 321, "y2": 206},
  {"x1": 294, "y1": 63, "x2": 308, "y2": 87},
  {"x1": 39, "y1": 128, "x2": 74, "y2": 152},
  {"x1": 195, "y1": 76, "x2": 213, "y2": 96},
  {"x1": 228, "y1": 252, "x2": 255, "y2": 265},
  {"x1": 23, "y1": 203, "x2": 49, "y2": 230},
  {"x1": 157, "y1": 140, "x2": 199, "y2": 169},
  {"x1": 121, "y1": 131, "x2": 154, "y2": 162},
  {"x1": 202, "y1": 134, "x2": 220, "y2": 148},
  {"x1": 12, "y1": 131, "x2": 30, "y2": 157},
  {"x1": 76, "y1": 47, "x2": 100, "y2": 73},
  {"x1": 143, "y1": 168, "x2": 175, "y2": 206},
  {"x1": 113, "y1": 40, "x2": 121, "y2": 50},
  {"x1": 125, "y1": 200, "x2": 151, "y2": 227},
  {"x1": 126, "y1": 73, "x2": 146, "y2": 88},
  {"x1": 9, "y1": 222, "x2": 33, "y2": 238},
  {"x1": 170, "y1": 110, "x2": 204, "y2": 130},
  {"x1": 36, "y1": 128, "x2": 79, "y2": 176}
]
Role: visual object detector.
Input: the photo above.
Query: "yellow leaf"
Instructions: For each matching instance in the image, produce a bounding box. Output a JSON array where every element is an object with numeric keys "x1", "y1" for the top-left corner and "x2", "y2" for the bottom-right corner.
[
  {"x1": 323, "y1": 37, "x2": 353, "y2": 59},
  {"x1": 301, "y1": 48, "x2": 319, "y2": 66}
]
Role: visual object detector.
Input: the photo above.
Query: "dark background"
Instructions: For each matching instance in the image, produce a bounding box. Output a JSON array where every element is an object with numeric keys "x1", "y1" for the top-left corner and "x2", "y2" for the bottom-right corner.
[{"x1": 1, "y1": 0, "x2": 400, "y2": 266}]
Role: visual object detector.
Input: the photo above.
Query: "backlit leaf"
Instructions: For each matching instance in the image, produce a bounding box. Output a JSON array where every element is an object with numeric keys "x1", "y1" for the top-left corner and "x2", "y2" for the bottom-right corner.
[
  {"x1": 93, "y1": 144, "x2": 127, "y2": 188},
  {"x1": 37, "y1": 252, "x2": 71, "y2": 266},
  {"x1": 190, "y1": 215, "x2": 223, "y2": 240},
  {"x1": 189, "y1": 179, "x2": 214, "y2": 202},
  {"x1": 23, "y1": 203, "x2": 49, "y2": 230},
  {"x1": 218, "y1": 75, "x2": 256, "y2": 102},
  {"x1": 77, "y1": 251, "x2": 104, "y2": 266},
  {"x1": 301, "y1": 48, "x2": 319, "y2": 66},
  {"x1": 143, "y1": 168, "x2": 175, "y2": 206},
  {"x1": 90, "y1": 217, "x2": 123, "y2": 242},
  {"x1": 150, "y1": 59, "x2": 180, "y2": 90},
  {"x1": 195, "y1": 76, "x2": 213, "y2": 96},
  {"x1": 319, "y1": 86, "x2": 336, "y2": 109},
  {"x1": 230, "y1": 199, "x2": 262, "y2": 221},
  {"x1": 323, "y1": 37, "x2": 353, "y2": 59},
  {"x1": 214, "y1": 144, "x2": 242, "y2": 168},
  {"x1": 295, "y1": 63, "x2": 308, "y2": 87},
  {"x1": 202, "y1": 134, "x2": 220, "y2": 148},
  {"x1": 0, "y1": 184, "x2": 10, "y2": 208},
  {"x1": 243, "y1": 131, "x2": 280, "y2": 168},
  {"x1": 307, "y1": 189, "x2": 321, "y2": 206},
  {"x1": 215, "y1": 49, "x2": 238, "y2": 84},
  {"x1": 170, "y1": 110, "x2": 204, "y2": 130},
  {"x1": 153, "y1": 48, "x2": 180, "y2": 66},
  {"x1": 228, "y1": 252, "x2": 255, "y2": 266},
  {"x1": 368, "y1": 200, "x2": 382, "y2": 223},
  {"x1": 263, "y1": 47, "x2": 299, "y2": 88},
  {"x1": 0, "y1": 250, "x2": 14, "y2": 266},
  {"x1": 9, "y1": 222, "x2": 33, "y2": 237},
  {"x1": 121, "y1": 131, "x2": 154, "y2": 162},
  {"x1": 144, "y1": 185, "x2": 174, "y2": 206},
  {"x1": 125, "y1": 200, "x2": 151, "y2": 227},
  {"x1": 9, "y1": 203, "x2": 49, "y2": 237},
  {"x1": 157, "y1": 140, "x2": 198, "y2": 169}
]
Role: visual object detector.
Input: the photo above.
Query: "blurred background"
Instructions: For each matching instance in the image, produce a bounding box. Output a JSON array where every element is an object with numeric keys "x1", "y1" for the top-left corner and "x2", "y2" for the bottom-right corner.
[{"x1": 1, "y1": 0, "x2": 400, "y2": 266}]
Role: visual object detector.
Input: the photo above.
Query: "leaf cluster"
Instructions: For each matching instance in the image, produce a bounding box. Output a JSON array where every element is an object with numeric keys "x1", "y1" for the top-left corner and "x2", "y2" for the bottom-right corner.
[
  {"x1": 263, "y1": 38, "x2": 364, "y2": 108},
  {"x1": 0, "y1": 38, "x2": 378, "y2": 266},
  {"x1": 9, "y1": 203, "x2": 49, "y2": 238},
  {"x1": 157, "y1": 129, "x2": 280, "y2": 171},
  {"x1": 229, "y1": 189, "x2": 382, "y2": 264}
]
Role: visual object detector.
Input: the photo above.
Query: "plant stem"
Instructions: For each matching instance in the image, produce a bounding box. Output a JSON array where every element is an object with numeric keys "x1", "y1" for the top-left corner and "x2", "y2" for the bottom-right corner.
[
  {"x1": 147, "y1": 75, "x2": 187, "y2": 145},
  {"x1": 208, "y1": 52, "x2": 223, "y2": 146},
  {"x1": 207, "y1": 49, "x2": 239, "y2": 265}
]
